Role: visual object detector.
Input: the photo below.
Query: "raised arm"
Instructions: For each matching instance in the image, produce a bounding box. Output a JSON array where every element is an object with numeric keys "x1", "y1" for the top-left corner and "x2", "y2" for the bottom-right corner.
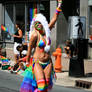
[{"x1": 49, "y1": 0, "x2": 62, "y2": 30}]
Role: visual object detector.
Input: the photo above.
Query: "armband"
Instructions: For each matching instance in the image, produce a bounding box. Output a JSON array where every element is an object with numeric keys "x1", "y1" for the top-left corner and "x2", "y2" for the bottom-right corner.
[{"x1": 56, "y1": 7, "x2": 62, "y2": 14}]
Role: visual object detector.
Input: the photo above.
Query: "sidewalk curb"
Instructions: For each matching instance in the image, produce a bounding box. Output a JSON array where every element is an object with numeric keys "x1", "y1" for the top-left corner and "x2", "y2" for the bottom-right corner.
[{"x1": 55, "y1": 72, "x2": 92, "y2": 91}]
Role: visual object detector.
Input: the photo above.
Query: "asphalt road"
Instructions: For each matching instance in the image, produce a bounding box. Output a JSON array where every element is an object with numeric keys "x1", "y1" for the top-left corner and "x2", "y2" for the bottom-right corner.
[{"x1": 0, "y1": 70, "x2": 91, "y2": 92}]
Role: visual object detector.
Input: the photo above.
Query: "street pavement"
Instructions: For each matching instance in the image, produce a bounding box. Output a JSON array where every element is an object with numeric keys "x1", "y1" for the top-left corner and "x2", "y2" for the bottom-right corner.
[
  {"x1": 0, "y1": 70, "x2": 91, "y2": 92},
  {"x1": 4, "y1": 48, "x2": 92, "y2": 91}
]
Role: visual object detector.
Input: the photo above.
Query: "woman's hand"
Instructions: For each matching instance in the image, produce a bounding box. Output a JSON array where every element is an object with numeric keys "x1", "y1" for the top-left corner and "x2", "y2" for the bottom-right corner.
[
  {"x1": 57, "y1": 0, "x2": 62, "y2": 8},
  {"x1": 49, "y1": 0, "x2": 62, "y2": 29},
  {"x1": 10, "y1": 34, "x2": 17, "y2": 37},
  {"x1": 12, "y1": 35, "x2": 16, "y2": 37},
  {"x1": 9, "y1": 33, "x2": 13, "y2": 37},
  {"x1": 18, "y1": 58, "x2": 22, "y2": 62}
]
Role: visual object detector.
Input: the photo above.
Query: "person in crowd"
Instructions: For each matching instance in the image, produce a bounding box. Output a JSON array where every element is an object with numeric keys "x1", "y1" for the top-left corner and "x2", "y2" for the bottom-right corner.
[
  {"x1": 64, "y1": 40, "x2": 75, "y2": 58},
  {"x1": 64, "y1": 40, "x2": 71, "y2": 57},
  {"x1": 20, "y1": 0, "x2": 62, "y2": 92},
  {"x1": 17, "y1": 44, "x2": 28, "y2": 58},
  {"x1": 12, "y1": 24, "x2": 23, "y2": 64},
  {"x1": 11, "y1": 44, "x2": 28, "y2": 73}
]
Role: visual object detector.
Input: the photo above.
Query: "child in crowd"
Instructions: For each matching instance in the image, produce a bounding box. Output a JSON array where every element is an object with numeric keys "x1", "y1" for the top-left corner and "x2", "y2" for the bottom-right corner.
[
  {"x1": 0, "y1": 45, "x2": 11, "y2": 70},
  {"x1": 11, "y1": 44, "x2": 28, "y2": 74}
]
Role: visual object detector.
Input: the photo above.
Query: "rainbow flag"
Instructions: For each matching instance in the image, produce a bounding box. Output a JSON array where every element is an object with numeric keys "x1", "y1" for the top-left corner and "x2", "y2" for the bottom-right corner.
[
  {"x1": 30, "y1": 3, "x2": 37, "y2": 23},
  {"x1": 0, "y1": 56, "x2": 9, "y2": 63},
  {"x1": 1, "y1": 24, "x2": 8, "y2": 32}
]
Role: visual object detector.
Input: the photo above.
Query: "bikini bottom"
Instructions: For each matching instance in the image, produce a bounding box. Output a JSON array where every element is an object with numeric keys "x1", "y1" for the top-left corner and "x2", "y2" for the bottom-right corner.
[{"x1": 20, "y1": 58, "x2": 55, "y2": 92}]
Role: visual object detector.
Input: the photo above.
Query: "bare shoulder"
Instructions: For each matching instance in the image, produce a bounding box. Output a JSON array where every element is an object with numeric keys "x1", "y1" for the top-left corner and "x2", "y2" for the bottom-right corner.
[
  {"x1": 31, "y1": 31, "x2": 38, "y2": 38},
  {"x1": 18, "y1": 29, "x2": 22, "y2": 32},
  {"x1": 29, "y1": 31, "x2": 38, "y2": 42}
]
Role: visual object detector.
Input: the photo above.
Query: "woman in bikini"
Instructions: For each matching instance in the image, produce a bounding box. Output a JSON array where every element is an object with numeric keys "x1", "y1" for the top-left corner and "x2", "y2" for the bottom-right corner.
[{"x1": 20, "y1": 0, "x2": 62, "y2": 92}]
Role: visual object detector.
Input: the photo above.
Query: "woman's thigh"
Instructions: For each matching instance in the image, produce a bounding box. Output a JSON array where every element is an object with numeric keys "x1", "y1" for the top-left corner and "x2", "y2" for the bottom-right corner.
[
  {"x1": 44, "y1": 62, "x2": 52, "y2": 79},
  {"x1": 34, "y1": 63, "x2": 45, "y2": 81}
]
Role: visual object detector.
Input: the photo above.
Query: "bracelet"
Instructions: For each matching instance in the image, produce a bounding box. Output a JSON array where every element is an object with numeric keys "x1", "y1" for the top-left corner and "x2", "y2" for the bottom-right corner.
[
  {"x1": 56, "y1": 7, "x2": 62, "y2": 12},
  {"x1": 58, "y1": 0, "x2": 62, "y2": 3},
  {"x1": 56, "y1": 7, "x2": 62, "y2": 14}
]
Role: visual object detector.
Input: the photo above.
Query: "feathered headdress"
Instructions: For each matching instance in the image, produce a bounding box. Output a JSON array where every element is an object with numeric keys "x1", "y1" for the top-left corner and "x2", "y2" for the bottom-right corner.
[{"x1": 29, "y1": 13, "x2": 51, "y2": 52}]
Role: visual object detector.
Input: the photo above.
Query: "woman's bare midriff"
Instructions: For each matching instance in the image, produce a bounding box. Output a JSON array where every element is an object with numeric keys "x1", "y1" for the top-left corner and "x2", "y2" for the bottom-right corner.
[{"x1": 33, "y1": 47, "x2": 50, "y2": 62}]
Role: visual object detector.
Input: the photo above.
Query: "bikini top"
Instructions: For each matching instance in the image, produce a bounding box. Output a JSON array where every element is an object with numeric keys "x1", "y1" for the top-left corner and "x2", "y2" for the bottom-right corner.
[
  {"x1": 37, "y1": 32, "x2": 51, "y2": 52},
  {"x1": 38, "y1": 35, "x2": 46, "y2": 48}
]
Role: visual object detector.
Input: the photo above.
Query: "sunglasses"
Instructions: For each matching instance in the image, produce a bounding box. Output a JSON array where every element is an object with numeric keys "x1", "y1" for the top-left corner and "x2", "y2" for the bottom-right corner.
[{"x1": 35, "y1": 22, "x2": 41, "y2": 25}]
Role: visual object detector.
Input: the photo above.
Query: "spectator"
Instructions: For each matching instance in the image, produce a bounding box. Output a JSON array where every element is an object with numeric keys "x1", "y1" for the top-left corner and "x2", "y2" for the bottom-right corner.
[
  {"x1": 64, "y1": 40, "x2": 75, "y2": 58},
  {"x1": 11, "y1": 44, "x2": 28, "y2": 73},
  {"x1": 16, "y1": 44, "x2": 28, "y2": 58},
  {"x1": 64, "y1": 40, "x2": 71, "y2": 57},
  {"x1": 12, "y1": 24, "x2": 23, "y2": 64}
]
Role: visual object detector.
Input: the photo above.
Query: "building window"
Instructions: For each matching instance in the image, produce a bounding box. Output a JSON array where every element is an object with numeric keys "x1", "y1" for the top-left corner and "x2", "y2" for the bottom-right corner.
[
  {"x1": 15, "y1": 3, "x2": 25, "y2": 35},
  {"x1": 4, "y1": 3, "x2": 26, "y2": 42},
  {"x1": 4, "y1": 4, "x2": 14, "y2": 42},
  {"x1": 3, "y1": 1, "x2": 50, "y2": 44}
]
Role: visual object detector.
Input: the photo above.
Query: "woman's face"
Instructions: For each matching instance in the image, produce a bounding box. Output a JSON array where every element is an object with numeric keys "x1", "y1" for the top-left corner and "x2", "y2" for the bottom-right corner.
[
  {"x1": 16, "y1": 24, "x2": 18, "y2": 28},
  {"x1": 34, "y1": 21, "x2": 45, "y2": 34},
  {"x1": 16, "y1": 24, "x2": 19, "y2": 30}
]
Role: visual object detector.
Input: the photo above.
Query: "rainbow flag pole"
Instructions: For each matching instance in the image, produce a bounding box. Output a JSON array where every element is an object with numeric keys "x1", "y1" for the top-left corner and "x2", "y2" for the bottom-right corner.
[
  {"x1": 1, "y1": 24, "x2": 9, "y2": 32},
  {"x1": 1, "y1": 24, "x2": 12, "y2": 36}
]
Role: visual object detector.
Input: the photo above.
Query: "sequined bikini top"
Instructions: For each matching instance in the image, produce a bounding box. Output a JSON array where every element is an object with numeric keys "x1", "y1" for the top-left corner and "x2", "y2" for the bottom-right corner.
[
  {"x1": 38, "y1": 35, "x2": 46, "y2": 48},
  {"x1": 37, "y1": 32, "x2": 51, "y2": 52}
]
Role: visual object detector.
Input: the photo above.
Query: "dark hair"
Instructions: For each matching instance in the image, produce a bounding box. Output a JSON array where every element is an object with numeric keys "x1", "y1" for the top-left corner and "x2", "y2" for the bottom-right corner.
[
  {"x1": 66, "y1": 40, "x2": 71, "y2": 44},
  {"x1": 78, "y1": 18, "x2": 80, "y2": 21},
  {"x1": 16, "y1": 23, "x2": 22, "y2": 30},
  {"x1": 16, "y1": 45, "x2": 23, "y2": 51}
]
